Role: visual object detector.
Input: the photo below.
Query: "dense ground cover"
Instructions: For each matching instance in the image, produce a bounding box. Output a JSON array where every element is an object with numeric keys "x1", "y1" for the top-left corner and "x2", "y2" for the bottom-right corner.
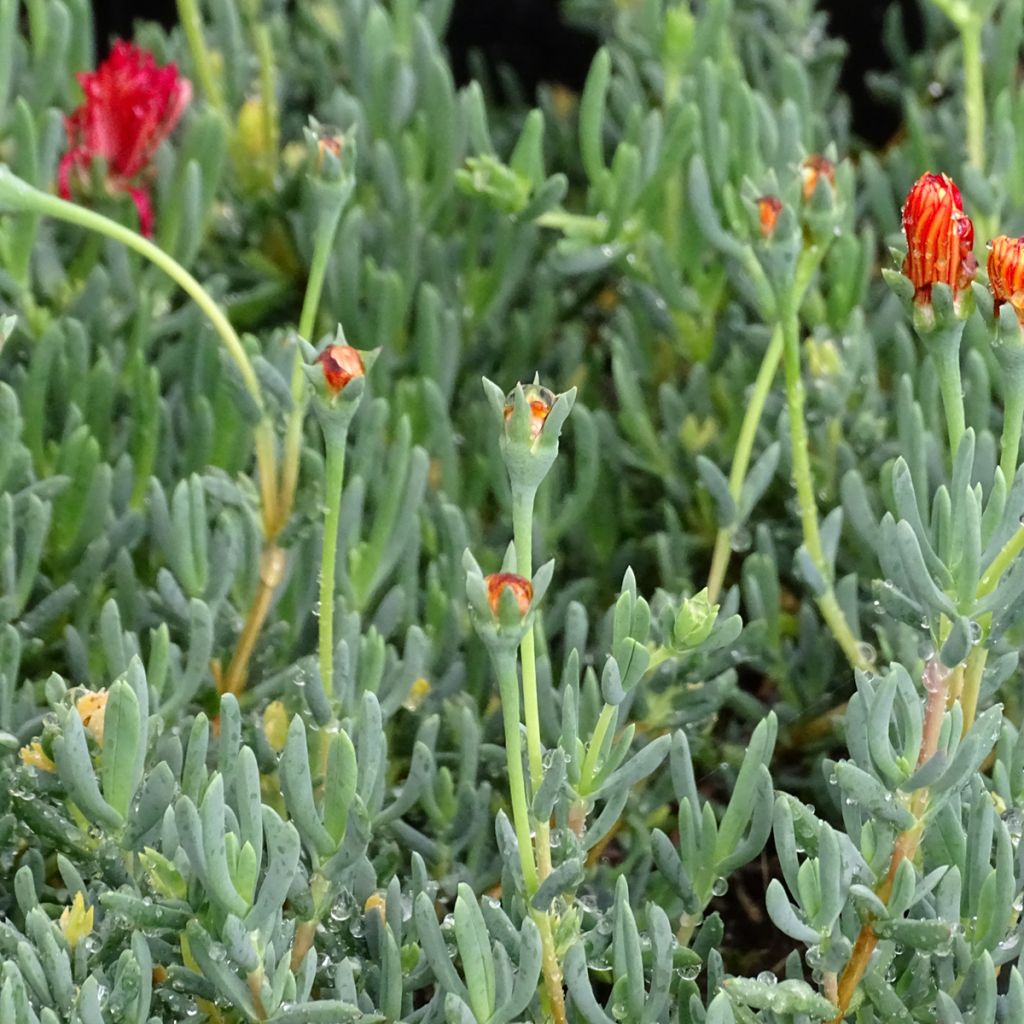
[{"x1": 1, "y1": 0, "x2": 1024, "y2": 1021}]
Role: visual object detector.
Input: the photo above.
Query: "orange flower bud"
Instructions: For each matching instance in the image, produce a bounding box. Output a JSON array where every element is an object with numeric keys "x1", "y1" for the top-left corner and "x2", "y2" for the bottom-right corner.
[
  {"x1": 987, "y1": 234, "x2": 1024, "y2": 323},
  {"x1": 317, "y1": 344, "x2": 365, "y2": 395},
  {"x1": 800, "y1": 155, "x2": 835, "y2": 202},
  {"x1": 757, "y1": 195, "x2": 782, "y2": 238},
  {"x1": 503, "y1": 384, "x2": 555, "y2": 442},
  {"x1": 901, "y1": 172, "x2": 976, "y2": 303},
  {"x1": 484, "y1": 573, "x2": 533, "y2": 618}
]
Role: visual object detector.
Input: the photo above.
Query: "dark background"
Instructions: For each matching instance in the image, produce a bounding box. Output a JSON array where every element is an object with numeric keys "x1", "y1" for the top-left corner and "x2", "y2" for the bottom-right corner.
[{"x1": 91, "y1": 0, "x2": 920, "y2": 146}]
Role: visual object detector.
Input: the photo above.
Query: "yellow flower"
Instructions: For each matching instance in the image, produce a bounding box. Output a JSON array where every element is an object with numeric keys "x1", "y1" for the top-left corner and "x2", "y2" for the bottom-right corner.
[
  {"x1": 76, "y1": 690, "x2": 108, "y2": 744},
  {"x1": 364, "y1": 891, "x2": 386, "y2": 922},
  {"x1": 262, "y1": 700, "x2": 289, "y2": 752},
  {"x1": 59, "y1": 892, "x2": 94, "y2": 949},
  {"x1": 19, "y1": 741, "x2": 55, "y2": 773},
  {"x1": 403, "y1": 677, "x2": 431, "y2": 712}
]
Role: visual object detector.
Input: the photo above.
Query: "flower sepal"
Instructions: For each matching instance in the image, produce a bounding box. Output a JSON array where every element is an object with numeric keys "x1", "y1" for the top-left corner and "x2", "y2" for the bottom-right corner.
[
  {"x1": 911, "y1": 280, "x2": 974, "y2": 336},
  {"x1": 464, "y1": 546, "x2": 554, "y2": 657},
  {"x1": 302, "y1": 327, "x2": 379, "y2": 440},
  {"x1": 482, "y1": 376, "x2": 577, "y2": 495},
  {"x1": 302, "y1": 119, "x2": 357, "y2": 224}
]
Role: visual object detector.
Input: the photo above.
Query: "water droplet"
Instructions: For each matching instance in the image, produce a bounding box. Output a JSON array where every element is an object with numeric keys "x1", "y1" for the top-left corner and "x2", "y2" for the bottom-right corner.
[
  {"x1": 757, "y1": 971, "x2": 777, "y2": 985},
  {"x1": 855, "y1": 641, "x2": 877, "y2": 665},
  {"x1": 711, "y1": 877, "x2": 728, "y2": 897}
]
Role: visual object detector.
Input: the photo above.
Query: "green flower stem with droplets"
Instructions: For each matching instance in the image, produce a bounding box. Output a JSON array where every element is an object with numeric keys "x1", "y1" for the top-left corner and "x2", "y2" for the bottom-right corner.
[
  {"x1": 318, "y1": 432, "x2": 347, "y2": 701},
  {"x1": 706, "y1": 322, "x2": 784, "y2": 602},
  {"x1": 706, "y1": 245, "x2": 820, "y2": 602},
  {"x1": 493, "y1": 650, "x2": 567, "y2": 1024},
  {"x1": 929, "y1": 326, "x2": 967, "y2": 459},
  {"x1": 278, "y1": 188, "x2": 348, "y2": 534},
  {"x1": 779, "y1": 251, "x2": 869, "y2": 672},
  {"x1": 511, "y1": 486, "x2": 555, "y2": 882}
]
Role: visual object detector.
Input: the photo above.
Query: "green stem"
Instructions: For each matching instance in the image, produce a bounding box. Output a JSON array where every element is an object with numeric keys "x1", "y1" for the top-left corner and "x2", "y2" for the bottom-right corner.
[
  {"x1": 512, "y1": 489, "x2": 543, "y2": 787},
  {"x1": 319, "y1": 434, "x2": 347, "y2": 702},
  {"x1": 176, "y1": 0, "x2": 226, "y2": 111},
  {"x1": 999, "y1": 384, "x2": 1024, "y2": 486},
  {"x1": 512, "y1": 486, "x2": 556, "y2": 881},
  {"x1": 494, "y1": 653, "x2": 540, "y2": 895},
  {"x1": 781, "y1": 302, "x2": 868, "y2": 673},
  {"x1": 0, "y1": 169, "x2": 280, "y2": 533},
  {"x1": 960, "y1": 643, "x2": 988, "y2": 734},
  {"x1": 278, "y1": 197, "x2": 347, "y2": 533},
  {"x1": 706, "y1": 323, "x2": 784, "y2": 602},
  {"x1": 961, "y1": 18, "x2": 985, "y2": 171},
  {"x1": 931, "y1": 331, "x2": 966, "y2": 459}
]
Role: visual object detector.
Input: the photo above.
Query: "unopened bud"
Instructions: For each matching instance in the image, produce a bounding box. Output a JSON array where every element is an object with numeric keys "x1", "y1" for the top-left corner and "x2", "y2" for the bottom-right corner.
[
  {"x1": 485, "y1": 573, "x2": 533, "y2": 618},
  {"x1": 318, "y1": 344, "x2": 365, "y2": 395}
]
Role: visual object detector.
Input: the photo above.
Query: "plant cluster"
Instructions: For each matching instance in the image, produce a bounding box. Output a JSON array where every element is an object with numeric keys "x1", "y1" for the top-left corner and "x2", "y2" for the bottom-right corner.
[{"x1": 1, "y1": 0, "x2": 1024, "y2": 1021}]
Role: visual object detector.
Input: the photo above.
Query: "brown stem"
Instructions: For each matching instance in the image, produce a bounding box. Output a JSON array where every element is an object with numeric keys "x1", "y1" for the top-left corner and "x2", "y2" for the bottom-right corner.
[
  {"x1": 246, "y1": 969, "x2": 268, "y2": 1019},
  {"x1": 290, "y1": 919, "x2": 317, "y2": 972},
  {"x1": 535, "y1": 910, "x2": 568, "y2": 1024},
  {"x1": 221, "y1": 545, "x2": 286, "y2": 696},
  {"x1": 829, "y1": 659, "x2": 948, "y2": 1022}
]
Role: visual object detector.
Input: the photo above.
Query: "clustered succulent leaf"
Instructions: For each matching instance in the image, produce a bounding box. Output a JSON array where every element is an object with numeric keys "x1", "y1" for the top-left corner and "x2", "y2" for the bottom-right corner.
[{"x1": 2, "y1": 0, "x2": 1024, "y2": 1022}]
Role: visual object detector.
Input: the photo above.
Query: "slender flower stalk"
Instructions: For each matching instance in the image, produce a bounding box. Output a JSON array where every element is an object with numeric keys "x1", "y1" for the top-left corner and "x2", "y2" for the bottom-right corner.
[
  {"x1": 307, "y1": 344, "x2": 367, "y2": 703},
  {"x1": 781, "y1": 301, "x2": 868, "y2": 671},
  {"x1": 706, "y1": 324, "x2": 783, "y2": 603},
  {"x1": 467, "y1": 558, "x2": 566, "y2": 1024},
  {"x1": 511, "y1": 487, "x2": 555, "y2": 881},
  {"x1": 777, "y1": 245, "x2": 869, "y2": 671},
  {"x1": 278, "y1": 126, "x2": 355, "y2": 536}
]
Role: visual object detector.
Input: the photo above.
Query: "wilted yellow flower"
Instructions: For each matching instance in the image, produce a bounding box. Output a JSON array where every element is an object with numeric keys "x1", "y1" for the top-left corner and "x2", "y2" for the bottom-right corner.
[
  {"x1": 76, "y1": 690, "x2": 108, "y2": 744},
  {"x1": 263, "y1": 700, "x2": 289, "y2": 752},
  {"x1": 19, "y1": 741, "x2": 55, "y2": 773},
  {"x1": 364, "y1": 891, "x2": 386, "y2": 922},
  {"x1": 60, "y1": 892, "x2": 94, "y2": 949},
  {"x1": 403, "y1": 677, "x2": 431, "y2": 712}
]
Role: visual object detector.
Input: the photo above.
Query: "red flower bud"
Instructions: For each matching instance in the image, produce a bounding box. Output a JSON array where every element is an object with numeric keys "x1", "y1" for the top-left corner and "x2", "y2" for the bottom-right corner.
[
  {"x1": 503, "y1": 384, "x2": 555, "y2": 442},
  {"x1": 317, "y1": 344, "x2": 365, "y2": 394},
  {"x1": 484, "y1": 573, "x2": 533, "y2": 617},
  {"x1": 757, "y1": 195, "x2": 782, "y2": 238},
  {"x1": 58, "y1": 42, "x2": 191, "y2": 236},
  {"x1": 901, "y1": 172, "x2": 976, "y2": 303},
  {"x1": 987, "y1": 235, "x2": 1024, "y2": 324},
  {"x1": 800, "y1": 155, "x2": 835, "y2": 202}
]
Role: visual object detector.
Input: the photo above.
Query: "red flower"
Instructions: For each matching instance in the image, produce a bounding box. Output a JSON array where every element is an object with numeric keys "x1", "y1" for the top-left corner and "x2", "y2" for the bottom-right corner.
[
  {"x1": 987, "y1": 235, "x2": 1024, "y2": 324},
  {"x1": 58, "y1": 41, "x2": 191, "y2": 236},
  {"x1": 484, "y1": 573, "x2": 533, "y2": 618},
  {"x1": 317, "y1": 344, "x2": 365, "y2": 395},
  {"x1": 901, "y1": 172, "x2": 976, "y2": 304}
]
